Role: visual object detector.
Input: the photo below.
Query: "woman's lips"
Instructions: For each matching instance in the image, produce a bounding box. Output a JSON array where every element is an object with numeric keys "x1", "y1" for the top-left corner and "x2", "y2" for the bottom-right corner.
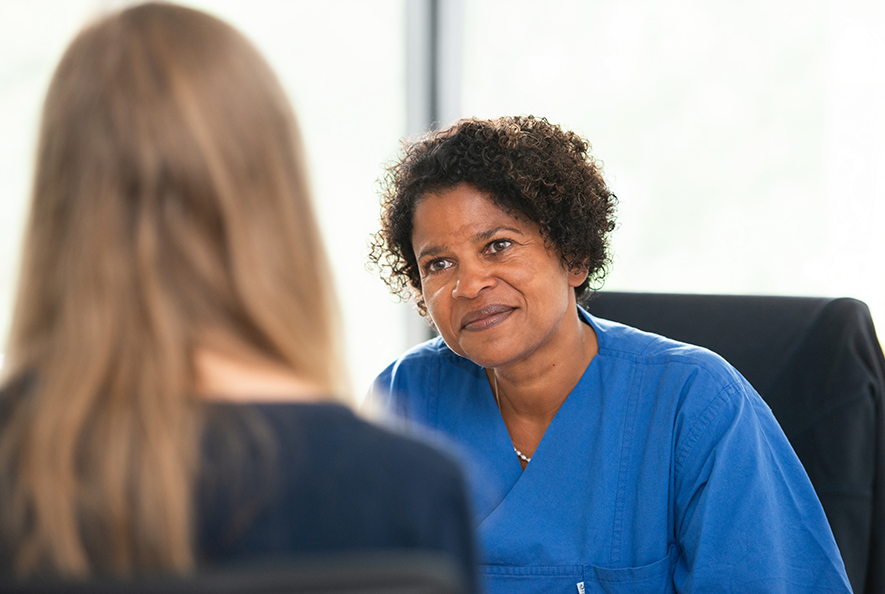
[{"x1": 460, "y1": 304, "x2": 514, "y2": 331}]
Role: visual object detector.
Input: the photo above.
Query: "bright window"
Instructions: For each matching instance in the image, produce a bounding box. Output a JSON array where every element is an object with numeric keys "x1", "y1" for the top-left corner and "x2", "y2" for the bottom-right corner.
[{"x1": 461, "y1": 0, "x2": 885, "y2": 332}]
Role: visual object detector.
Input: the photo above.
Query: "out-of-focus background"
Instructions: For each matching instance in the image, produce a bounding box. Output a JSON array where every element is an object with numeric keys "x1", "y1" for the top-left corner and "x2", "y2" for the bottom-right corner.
[{"x1": 1, "y1": 0, "x2": 883, "y2": 399}]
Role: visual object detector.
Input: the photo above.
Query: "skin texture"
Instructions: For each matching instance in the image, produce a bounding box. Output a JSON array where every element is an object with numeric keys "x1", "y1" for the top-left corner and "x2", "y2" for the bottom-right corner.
[
  {"x1": 411, "y1": 183, "x2": 598, "y2": 466},
  {"x1": 193, "y1": 346, "x2": 324, "y2": 403}
]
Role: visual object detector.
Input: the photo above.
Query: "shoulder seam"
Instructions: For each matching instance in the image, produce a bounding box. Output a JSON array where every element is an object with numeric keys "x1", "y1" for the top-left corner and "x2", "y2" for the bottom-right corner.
[{"x1": 673, "y1": 382, "x2": 742, "y2": 475}]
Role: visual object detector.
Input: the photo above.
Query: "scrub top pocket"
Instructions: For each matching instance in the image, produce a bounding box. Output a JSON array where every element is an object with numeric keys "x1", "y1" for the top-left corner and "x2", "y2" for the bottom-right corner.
[
  {"x1": 582, "y1": 546, "x2": 678, "y2": 594},
  {"x1": 479, "y1": 548, "x2": 677, "y2": 594}
]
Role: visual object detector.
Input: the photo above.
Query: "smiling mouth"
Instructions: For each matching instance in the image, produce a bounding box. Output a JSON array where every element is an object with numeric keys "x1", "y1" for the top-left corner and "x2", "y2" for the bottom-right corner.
[{"x1": 460, "y1": 305, "x2": 515, "y2": 331}]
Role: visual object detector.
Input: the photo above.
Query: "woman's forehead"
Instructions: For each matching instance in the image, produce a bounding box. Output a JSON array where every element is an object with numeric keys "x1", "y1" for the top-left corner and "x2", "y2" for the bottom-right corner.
[
  {"x1": 414, "y1": 183, "x2": 528, "y2": 223},
  {"x1": 411, "y1": 186, "x2": 538, "y2": 254}
]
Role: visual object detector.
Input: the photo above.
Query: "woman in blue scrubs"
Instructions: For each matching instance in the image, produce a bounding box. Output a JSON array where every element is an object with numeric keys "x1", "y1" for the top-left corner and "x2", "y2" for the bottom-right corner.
[{"x1": 369, "y1": 116, "x2": 852, "y2": 593}]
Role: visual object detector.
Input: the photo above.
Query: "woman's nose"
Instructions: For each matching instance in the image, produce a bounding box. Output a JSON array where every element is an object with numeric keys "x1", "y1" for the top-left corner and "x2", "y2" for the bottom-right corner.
[{"x1": 451, "y1": 260, "x2": 496, "y2": 299}]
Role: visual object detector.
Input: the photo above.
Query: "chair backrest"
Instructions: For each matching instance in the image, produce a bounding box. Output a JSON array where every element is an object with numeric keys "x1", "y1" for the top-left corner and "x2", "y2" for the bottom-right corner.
[
  {"x1": 0, "y1": 551, "x2": 465, "y2": 594},
  {"x1": 582, "y1": 291, "x2": 885, "y2": 594}
]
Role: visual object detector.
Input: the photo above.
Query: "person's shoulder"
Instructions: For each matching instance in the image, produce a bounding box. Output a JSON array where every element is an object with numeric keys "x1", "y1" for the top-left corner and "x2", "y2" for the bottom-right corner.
[
  {"x1": 259, "y1": 402, "x2": 464, "y2": 481},
  {"x1": 585, "y1": 306, "x2": 765, "y2": 433},
  {"x1": 383, "y1": 336, "x2": 467, "y2": 373},
  {"x1": 585, "y1": 308, "x2": 744, "y2": 388},
  {"x1": 345, "y1": 406, "x2": 463, "y2": 472},
  {"x1": 376, "y1": 433, "x2": 466, "y2": 498},
  {"x1": 319, "y1": 406, "x2": 470, "y2": 511},
  {"x1": 312, "y1": 407, "x2": 476, "y2": 592},
  {"x1": 200, "y1": 401, "x2": 475, "y2": 584},
  {"x1": 371, "y1": 337, "x2": 483, "y2": 417},
  {"x1": 213, "y1": 402, "x2": 467, "y2": 496}
]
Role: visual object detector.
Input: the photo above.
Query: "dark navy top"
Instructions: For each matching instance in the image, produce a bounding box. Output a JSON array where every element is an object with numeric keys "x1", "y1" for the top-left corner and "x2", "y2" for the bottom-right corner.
[
  {"x1": 0, "y1": 391, "x2": 477, "y2": 591},
  {"x1": 197, "y1": 402, "x2": 477, "y2": 590}
]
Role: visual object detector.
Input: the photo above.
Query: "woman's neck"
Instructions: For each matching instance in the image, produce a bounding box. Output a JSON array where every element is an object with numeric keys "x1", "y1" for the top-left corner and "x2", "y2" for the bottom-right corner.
[
  {"x1": 492, "y1": 312, "x2": 597, "y2": 418},
  {"x1": 193, "y1": 346, "x2": 326, "y2": 403},
  {"x1": 487, "y1": 311, "x2": 597, "y2": 466}
]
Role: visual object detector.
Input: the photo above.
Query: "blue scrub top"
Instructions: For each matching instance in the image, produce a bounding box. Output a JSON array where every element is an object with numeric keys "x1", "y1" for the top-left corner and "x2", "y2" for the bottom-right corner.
[{"x1": 373, "y1": 307, "x2": 852, "y2": 593}]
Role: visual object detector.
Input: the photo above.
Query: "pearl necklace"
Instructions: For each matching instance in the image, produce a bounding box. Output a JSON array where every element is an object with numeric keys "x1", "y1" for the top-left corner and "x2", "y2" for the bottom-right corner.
[
  {"x1": 513, "y1": 447, "x2": 532, "y2": 463},
  {"x1": 491, "y1": 370, "x2": 531, "y2": 464}
]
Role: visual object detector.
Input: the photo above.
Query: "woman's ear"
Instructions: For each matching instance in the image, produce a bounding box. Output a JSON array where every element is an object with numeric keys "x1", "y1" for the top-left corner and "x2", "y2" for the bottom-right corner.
[{"x1": 568, "y1": 265, "x2": 590, "y2": 288}]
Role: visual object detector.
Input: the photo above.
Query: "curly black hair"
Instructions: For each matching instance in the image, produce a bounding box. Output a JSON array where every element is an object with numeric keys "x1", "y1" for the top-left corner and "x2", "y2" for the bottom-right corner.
[{"x1": 368, "y1": 115, "x2": 618, "y2": 316}]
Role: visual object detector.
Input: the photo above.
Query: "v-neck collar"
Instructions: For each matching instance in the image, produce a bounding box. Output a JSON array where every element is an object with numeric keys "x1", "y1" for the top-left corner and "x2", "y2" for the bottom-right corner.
[{"x1": 465, "y1": 307, "x2": 604, "y2": 524}]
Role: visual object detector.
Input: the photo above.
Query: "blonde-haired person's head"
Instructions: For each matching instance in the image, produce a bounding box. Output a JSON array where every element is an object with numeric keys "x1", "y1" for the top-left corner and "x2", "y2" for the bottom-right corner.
[{"x1": 0, "y1": 2, "x2": 344, "y2": 576}]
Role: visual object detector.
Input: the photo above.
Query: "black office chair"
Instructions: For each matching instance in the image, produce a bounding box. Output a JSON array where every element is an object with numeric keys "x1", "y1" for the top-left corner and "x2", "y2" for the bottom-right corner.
[
  {"x1": 582, "y1": 292, "x2": 885, "y2": 594},
  {"x1": 0, "y1": 551, "x2": 465, "y2": 594}
]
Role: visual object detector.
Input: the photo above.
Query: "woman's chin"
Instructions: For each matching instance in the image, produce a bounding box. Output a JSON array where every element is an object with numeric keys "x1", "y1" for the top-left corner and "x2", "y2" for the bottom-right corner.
[{"x1": 452, "y1": 341, "x2": 516, "y2": 370}]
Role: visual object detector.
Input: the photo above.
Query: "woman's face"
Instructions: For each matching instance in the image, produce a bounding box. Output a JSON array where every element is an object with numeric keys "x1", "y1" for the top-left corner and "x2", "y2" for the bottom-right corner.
[{"x1": 411, "y1": 183, "x2": 586, "y2": 369}]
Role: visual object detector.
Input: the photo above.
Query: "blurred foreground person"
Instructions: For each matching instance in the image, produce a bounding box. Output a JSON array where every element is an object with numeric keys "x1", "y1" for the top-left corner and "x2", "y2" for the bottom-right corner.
[{"x1": 0, "y1": 4, "x2": 475, "y2": 589}]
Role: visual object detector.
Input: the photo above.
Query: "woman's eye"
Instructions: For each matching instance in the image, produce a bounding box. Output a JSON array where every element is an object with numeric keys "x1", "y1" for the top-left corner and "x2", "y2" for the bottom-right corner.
[
  {"x1": 488, "y1": 239, "x2": 512, "y2": 254},
  {"x1": 427, "y1": 259, "x2": 451, "y2": 273}
]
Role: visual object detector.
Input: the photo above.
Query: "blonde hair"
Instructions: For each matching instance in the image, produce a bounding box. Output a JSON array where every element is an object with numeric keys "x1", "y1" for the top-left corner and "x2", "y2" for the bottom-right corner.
[{"x1": 0, "y1": 2, "x2": 343, "y2": 576}]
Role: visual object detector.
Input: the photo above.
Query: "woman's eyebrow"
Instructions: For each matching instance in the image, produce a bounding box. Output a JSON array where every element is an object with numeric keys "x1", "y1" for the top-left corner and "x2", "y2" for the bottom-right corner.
[
  {"x1": 473, "y1": 226, "x2": 525, "y2": 242},
  {"x1": 416, "y1": 244, "x2": 447, "y2": 261}
]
